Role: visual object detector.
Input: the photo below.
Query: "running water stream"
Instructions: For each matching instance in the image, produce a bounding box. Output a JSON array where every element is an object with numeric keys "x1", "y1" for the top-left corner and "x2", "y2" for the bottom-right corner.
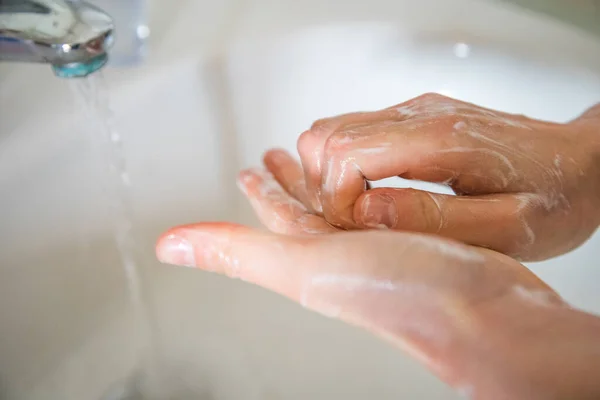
[{"x1": 70, "y1": 74, "x2": 173, "y2": 399}]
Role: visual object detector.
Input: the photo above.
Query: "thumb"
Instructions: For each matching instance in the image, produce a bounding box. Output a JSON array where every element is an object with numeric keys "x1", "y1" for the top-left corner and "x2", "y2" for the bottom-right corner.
[
  {"x1": 155, "y1": 221, "x2": 494, "y2": 308},
  {"x1": 156, "y1": 222, "x2": 314, "y2": 301},
  {"x1": 354, "y1": 188, "x2": 541, "y2": 259}
]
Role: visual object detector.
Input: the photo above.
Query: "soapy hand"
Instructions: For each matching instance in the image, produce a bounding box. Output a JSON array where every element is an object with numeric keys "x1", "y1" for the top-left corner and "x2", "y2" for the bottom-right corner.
[
  {"x1": 295, "y1": 94, "x2": 600, "y2": 261},
  {"x1": 155, "y1": 96, "x2": 600, "y2": 399},
  {"x1": 156, "y1": 181, "x2": 600, "y2": 399}
]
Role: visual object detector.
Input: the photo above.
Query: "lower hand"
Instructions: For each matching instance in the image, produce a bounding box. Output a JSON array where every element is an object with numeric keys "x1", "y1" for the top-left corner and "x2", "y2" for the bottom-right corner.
[{"x1": 156, "y1": 159, "x2": 600, "y2": 400}]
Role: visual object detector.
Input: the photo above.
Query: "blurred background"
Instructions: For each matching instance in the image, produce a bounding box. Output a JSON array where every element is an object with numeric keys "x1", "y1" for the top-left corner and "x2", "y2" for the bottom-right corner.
[{"x1": 0, "y1": 0, "x2": 599, "y2": 399}]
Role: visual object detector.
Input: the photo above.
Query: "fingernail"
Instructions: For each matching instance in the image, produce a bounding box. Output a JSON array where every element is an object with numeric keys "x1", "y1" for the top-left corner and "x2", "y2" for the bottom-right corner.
[
  {"x1": 360, "y1": 194, "x2": 397, "y2": 229},
  {"x1": 157, "y1": 234, "x2": 196, "y2": 267}
]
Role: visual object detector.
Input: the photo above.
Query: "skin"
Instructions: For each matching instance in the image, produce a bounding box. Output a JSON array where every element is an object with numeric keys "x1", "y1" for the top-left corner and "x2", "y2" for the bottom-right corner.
[
  {"x1": 155, "y1": 97, "x2": 600, "y2": 399},
  {"x1": 296, "y1": 93, "x2": 600, "y2": 261}
]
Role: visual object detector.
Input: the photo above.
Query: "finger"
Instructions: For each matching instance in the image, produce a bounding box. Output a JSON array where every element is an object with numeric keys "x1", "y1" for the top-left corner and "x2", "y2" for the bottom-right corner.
[
  {"x1": 354, "y1": 189, "x2": 538, "y2": 258},
  {"x1": 156, "y1": 224, "x2": 559, "y2": 396},
  {"x1": 155, "y1": 223, "x2": 553, "y2": 305},
  {"x1": 156, "y1": 223, "x2": 311, "y2": 296},
  {"x1": 237, "y1": 167, "x2": 336, "y2": 235},
  {"x1": 297, "y1": 109, "x2": 401, "y2": 214},
  {"x1": 318, "y1": 118, "x2": 519, "y2": 228},
  {"x1": 262, "y1": 148, "x2": 310, "y2": 207}
]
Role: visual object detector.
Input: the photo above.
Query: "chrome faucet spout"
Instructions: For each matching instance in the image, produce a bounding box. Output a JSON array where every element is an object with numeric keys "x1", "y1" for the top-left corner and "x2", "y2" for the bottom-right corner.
[{"x1": 0, "y1": 0, "x2": 114, "y2": 77}]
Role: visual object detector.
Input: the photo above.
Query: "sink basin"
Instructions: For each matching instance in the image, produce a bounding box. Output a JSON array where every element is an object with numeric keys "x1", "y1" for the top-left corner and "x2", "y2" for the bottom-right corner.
[{"x1": 1, "y1": 0, "x2": 599, "y2": 399}]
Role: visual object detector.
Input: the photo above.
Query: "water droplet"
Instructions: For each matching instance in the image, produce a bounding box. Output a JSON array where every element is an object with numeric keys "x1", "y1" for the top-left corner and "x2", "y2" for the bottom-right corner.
[
  {"x1": 453, "y1": 42, "x2": 470, "y2": 59},
  {"x1": 136, "y1": 25, "x2": 151, "y2": 40},
  {"x1": 121, "y1": 172, "x2": 131, "y2": 186}
]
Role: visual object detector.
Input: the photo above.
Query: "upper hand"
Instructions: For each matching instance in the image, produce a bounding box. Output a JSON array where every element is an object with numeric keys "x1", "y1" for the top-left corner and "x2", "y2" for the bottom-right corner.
[{"x1": 295, "y1": 93, "x2": 600, "y2": 261}]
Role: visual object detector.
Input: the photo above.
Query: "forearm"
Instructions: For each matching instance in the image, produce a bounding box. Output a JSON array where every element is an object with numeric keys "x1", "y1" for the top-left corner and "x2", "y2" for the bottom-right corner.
[
  {"x1": 470, "y1": 289, "x2": 600, "y2": 400},
  {"x1": 505, "y1": 308, "x2": 600, "y2": 400}
]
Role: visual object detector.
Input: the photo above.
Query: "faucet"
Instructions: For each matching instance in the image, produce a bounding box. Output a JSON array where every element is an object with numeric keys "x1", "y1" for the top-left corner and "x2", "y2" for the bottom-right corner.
[{"x1": 0, "y1": 0, "x2": 114, "y2": 78}]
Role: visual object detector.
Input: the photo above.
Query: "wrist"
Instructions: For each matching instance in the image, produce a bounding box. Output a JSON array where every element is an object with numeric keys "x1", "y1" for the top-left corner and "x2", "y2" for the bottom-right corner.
[
  {"x1": 586, "y1": 127, "x2": 600, "y2": 225},
  {"x1": 569, "y1": 114, "x2": 600, "y2": 225},
  {"x1": 575, "y1": 104, "x2": 600, "y2": 154}
]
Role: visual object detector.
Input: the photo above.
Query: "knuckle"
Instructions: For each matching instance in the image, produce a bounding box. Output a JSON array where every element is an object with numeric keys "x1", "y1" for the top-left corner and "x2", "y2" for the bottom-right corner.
[
  {"x1": 421, "y1": 92, "x2": 443, "y2": 99},
  {"x1": 417, "y1": 92, "x2": 447, "y2": 102},
  {"x1": 323, "y1": 131, "x2": 349, "y2": 157},
  {"x1": 311, "y1": 117, "x2": 333, "y2": 130},
  {"x1": 440, "y1": 114, "x2": 463, "y2": 130},
  {"x1": 443, "y1": 112, "x2": 461, "y2": 122},
  {"x1": 391, "y1": 189, "x2": 442, "y2": 232},
  {"x1": 419, "y1": 191, "x2": 445, "y2": 233}
]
